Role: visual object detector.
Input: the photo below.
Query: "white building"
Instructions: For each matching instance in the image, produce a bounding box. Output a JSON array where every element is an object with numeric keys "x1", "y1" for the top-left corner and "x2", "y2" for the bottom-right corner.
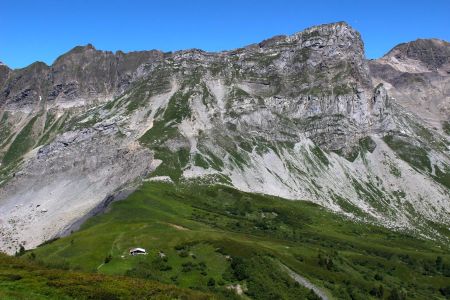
[{"x1": 129, "y1": 247, "x2": 147, "y2": 255}]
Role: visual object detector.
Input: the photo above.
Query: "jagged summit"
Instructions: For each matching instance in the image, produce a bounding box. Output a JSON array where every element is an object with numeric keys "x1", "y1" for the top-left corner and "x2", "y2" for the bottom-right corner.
[
  {"x1": 384, "y1": 38, "x2": 450, "y2": 70},
  {"x1": 1, "y1": 21, "x2": 373, "y2": 111},
  {"x1": 294, "y1": 21, "x2": 354, "y2": 36},
  {"x1": 12, "y1": 22, "x2": 360, "y2": 69},
  {"x1": 52, "y1": 43, "x2": 98, "y2": 62},
  {"x1": 369, "y1": 37, "x2": 450, "y2": 127}
]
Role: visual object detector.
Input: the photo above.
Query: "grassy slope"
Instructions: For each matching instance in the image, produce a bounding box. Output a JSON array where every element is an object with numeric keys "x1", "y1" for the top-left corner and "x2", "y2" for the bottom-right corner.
[
  {"x1": 28, "y1": 182, "x2": 450, "y2": 300},
  {"x1": 0, "y1": 253, "x2": 211, "y2": 300},
  {"x1": 2, "y1": 114, "x2": 39, "y2": 166}
]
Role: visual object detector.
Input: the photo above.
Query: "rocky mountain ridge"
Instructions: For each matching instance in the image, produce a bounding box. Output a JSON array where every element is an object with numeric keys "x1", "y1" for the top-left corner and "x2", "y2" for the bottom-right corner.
[
  {"x1": 0, "y1": 22, "x2": 449, "y2": 254},
  {"x1": 369, "y1": 38, "x2": 450, "y2": 129}
]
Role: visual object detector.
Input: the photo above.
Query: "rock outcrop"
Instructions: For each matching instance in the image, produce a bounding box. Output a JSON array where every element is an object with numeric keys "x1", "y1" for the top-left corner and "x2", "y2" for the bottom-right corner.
[
  {"x1": 369, "y1": 38, "x2": 450, "y2": 129},
  {"x1": 0, "y1": 45, "x2": 163, "y2": 112}
]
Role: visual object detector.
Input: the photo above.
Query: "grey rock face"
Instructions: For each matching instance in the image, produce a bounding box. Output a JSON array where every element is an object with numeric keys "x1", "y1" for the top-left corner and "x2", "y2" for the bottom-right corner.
[
  {"x1": 0, "y1": 64, "x2": 10, "y2": 88},
  {"x1": 369, "y1": 38, "x2": 450, "y2": 129},
  {"x1": 0, "y1": 45, "x2": 164, "y2": 112},
  {"x1": 0, "y1": 127, "x2": 154, "y2": 253},
  {"x1": 385, "y1": 39, "x2": 450, "y2": 70}
]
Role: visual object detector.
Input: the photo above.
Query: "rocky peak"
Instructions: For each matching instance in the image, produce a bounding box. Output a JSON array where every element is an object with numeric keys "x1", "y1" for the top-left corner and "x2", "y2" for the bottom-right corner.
[
  {"x1": 296, "y1": 21, "x2": 372, "y2": 88},
  {"x1": 64, "y1": 43, "x2": 96, "y2": 54},
  {"x1": 369, "y1": 38, "x2": 450, "y2": 126},
  {"x1": 384, "y1": 38, "x2": 450, "y2": 71},
  {"x1": 0, "y1": 45, "x2": 165, "y2": 111},
  {"x1": 0, "y1": 63, "x2": 11, "y2": 89}
]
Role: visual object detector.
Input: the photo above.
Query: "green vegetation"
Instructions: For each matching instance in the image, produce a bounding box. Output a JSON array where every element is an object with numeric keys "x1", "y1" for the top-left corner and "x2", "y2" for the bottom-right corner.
[
  {"x1": 301, "y1": 30, "x2": 321, "y2": 40},
  {"x1": 225, "y1": 87, "x2": 251, "y2": 112},
  {"x1": 30, "y1": 182, "x2": 450, "y2": 299},
  {"x1": 310, "y1": 145, "x2": 329, "y2": 167},
  {"x1": 383, "y1": 135, "x2": 431, "y2": 172},
  {"x1": 38, "y1": 113, "x2": 69, "y2": 146},
  {"x1": 383, "y1": 127, "x2": 450, "y2": 190},
  {"x1": 335, "y1": 136, "x2": 377, "y2": 162},
  {"x1": 139, "y1": 91, "x2": 192, "y2": 146},
  {"x1": 2, "y1": 115, "x2": 39, "y2": 165},
  {"x1": 0, "y1": 253, "x2": 211, "y2": 299},
  {"x1": 249, "y1": 52, "x2": 281, "y2": 67},
  {"x1": 149, "y1": 148, "x2": 190, "y2": 181},
  {"x1": 293, "y1": 48, "x2": 311, "y2": 63},
  {"x1": 443, "y1": 121, "x2": 450, "y2": 136},
  {"x1": 350, "y1": 178, "x2": 393, "y2": 215},
  {"x1": 433, "y1": 164, "x2": 450, "y2": 189},
  {"x1": 403, "y1": 117, "x2": 448, "y2": 153},
  {"x1": 126, "y1": 69, "x2": 171, "y2": 113},
  {"x1": 332, "y1": 84, "x2": 352, "y2": 96},
  {"x1": 359, "y1": 136, "x2": 377, "y2": 153},
  {"x1": 0, "y1": 112, "x2": 12, "y2": 147},
  {"x1": 139, "y1": 90, "x2": 194, "y2": 181},
  {"x1": 330, "y1": 193, "x2": 369, "y2": 218}
]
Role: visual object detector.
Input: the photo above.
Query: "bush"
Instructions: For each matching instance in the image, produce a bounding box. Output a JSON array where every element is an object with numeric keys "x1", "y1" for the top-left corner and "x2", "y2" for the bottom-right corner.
[
  {"x1": 230, "y1": 257, "x2": 248, "y2": 281},
  {"x1": 15, "y1": 245, "x2": 26, "y2": 257},
  {"x1": 307, "y1": 289, "x2": 321, "y2": 300},
  {"x1": 439, "y1": 286, "x2": 450, "y2": 297},
  {"x1": 370, "y1": 285, "x2": 384, "y2": 298},
  {"x1": 104, "y1": 254, "x2": 112, "y2": 264},
  {"x1": 178, "y1": 249, "x2": 189, "y2": 257},
  {"x1": 181, "y1": 262, "x2": 195, "y2": 273},
  {"x1": 318, "y1": 252, "x2": 336, "y2": 271},
  {"x1": 3, "y1": 274, "x2": 23, "y2": 281},
  {"x1": 388, "y1": 288, "x2": 407, "y2": 300},
  {"x1": 374, "y1": 273, "x2": 383, "y2": 281},
  {"x1": 207, "y1": 278, "x2": 216, "y2": 286}
]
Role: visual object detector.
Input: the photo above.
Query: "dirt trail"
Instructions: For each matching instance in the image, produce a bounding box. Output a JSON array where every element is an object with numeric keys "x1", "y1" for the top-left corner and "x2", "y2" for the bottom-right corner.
[
  {"x1": 168, "y1": 223, "x2": 189, "y2": 231},
  {"x1": 280, "y1": 263, "x2": 330, "y2": 300}
]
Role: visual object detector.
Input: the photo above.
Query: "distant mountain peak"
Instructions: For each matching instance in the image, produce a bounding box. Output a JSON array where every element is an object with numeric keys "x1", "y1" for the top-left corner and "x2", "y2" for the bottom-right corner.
[
  {"x1": 69, "y1": 43, "x2": 97, "y2": 53},
  {"x1": 384, "y1": 38, "x2": 450, "y2": 70}
]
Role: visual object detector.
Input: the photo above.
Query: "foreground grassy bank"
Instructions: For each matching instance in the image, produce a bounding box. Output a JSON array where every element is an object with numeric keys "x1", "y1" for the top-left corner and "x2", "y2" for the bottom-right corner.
[
  {"x1": 18, "y1": 182, "x2": 450, "y2": 299},
  {"x1": 0, "y1": 252, "x2": 212, "y2": 299}
]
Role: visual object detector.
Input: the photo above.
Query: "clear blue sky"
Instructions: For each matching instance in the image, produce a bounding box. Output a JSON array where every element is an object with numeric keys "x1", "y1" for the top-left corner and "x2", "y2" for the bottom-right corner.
[{"x1": 1, "y1": 0, "x2": 449, "y2": 69}]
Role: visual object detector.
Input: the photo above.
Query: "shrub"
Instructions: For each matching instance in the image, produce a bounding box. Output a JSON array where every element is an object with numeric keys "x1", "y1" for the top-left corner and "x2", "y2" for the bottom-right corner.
[
  {"x1": 439, "y1": 286, "x2": 450, "y2": 297},
  {"x1": 230, "y1": 257, "x2": 248, "y2": 281},
  {"x1": 15, "y1": 245, "x2": 26, "y2": 257},
  {"x1": 370, "y1": 285, "x2": 385, "y2": 298},
  {"x1": 178, "y1": 249, "x2": 189, "y2": 257},
  {"x1": 374, "y1": 273, "x2": 383, "y2": 281},
  {"x1": 388, "y1": 288, "x2": 407, "y2": 300},
  {"x1": 207, "y1": 278, "x2": 216, "y2": 286},
  {"x1": 104, "y1": 254, "x2": 112, "y2": 264}
]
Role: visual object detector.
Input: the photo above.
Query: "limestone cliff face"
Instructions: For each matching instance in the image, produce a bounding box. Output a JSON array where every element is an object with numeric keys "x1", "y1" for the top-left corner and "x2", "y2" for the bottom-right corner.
[
  {"x1": 128, "y1": 22, "x2": 380, "y2": 153},
  {"x1": 0, "y1": 22, "x2": 449, "y2": 254},
  {"x1": 0, "y1": 22, "x2": 377, "y2": 152}
]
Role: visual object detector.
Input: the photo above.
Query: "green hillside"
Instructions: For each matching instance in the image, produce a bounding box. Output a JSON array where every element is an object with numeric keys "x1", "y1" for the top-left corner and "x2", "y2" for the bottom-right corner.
[
  {"x1": 0, "y1": 252, "x2": 212, "y2": 299},
  {"x1": 25, "y1": 182, "x2": 450, "y2": 299}
]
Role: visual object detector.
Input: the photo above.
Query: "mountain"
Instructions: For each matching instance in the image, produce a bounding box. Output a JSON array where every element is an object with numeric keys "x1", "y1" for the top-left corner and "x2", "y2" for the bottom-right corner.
[
  {"x1": 0, "y1": 21, "x2": 449, "y2": 258},
  {"x1": 369, "y1": 38, "x2": 450, "y2": 128}
]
